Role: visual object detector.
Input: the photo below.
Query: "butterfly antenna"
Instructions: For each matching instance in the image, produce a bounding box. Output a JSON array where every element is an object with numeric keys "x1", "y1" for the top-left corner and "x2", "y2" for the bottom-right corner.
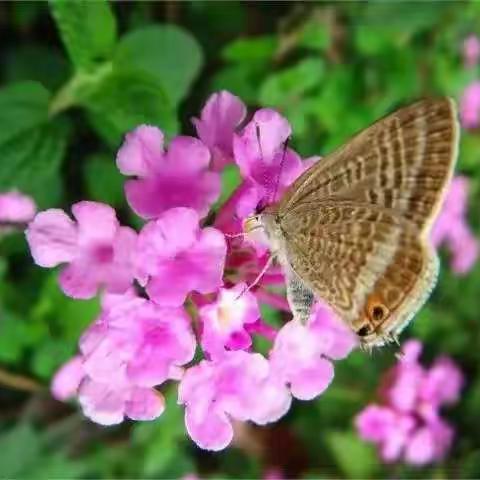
[
  {"x1": 272, "y1": 136, "x2": 290, "y2": 204},
  {"x1": 235, "y1": 254, "x2": 275, "y2": 300}
]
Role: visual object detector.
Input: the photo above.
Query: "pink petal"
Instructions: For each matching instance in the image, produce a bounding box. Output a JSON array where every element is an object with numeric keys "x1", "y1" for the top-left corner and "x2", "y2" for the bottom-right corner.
[
  {"x1": 51, "y1": 356, "x2": 85, "y2": 401},
  {"x1": 185, "y1": 407, "x2": 233, "y2": 451},
  {"x1": 193, "y1": 90, "x2": 246, "y2": 171},
  {"x1": 59, "y1": 260, "x2": 101, "y2": 299},
  {"x1": 72, "y1": 201, "x2": 119, "y2": 244},
  {"x1": 78, "y1": 379, "x2": 128, "y2": 426},
  {"x1": 26, "y1": 209, "x2": 77, "y2": 267},
  {"x1": 355, "y1": 405, "x2": 396, "y2": 443},
  {"x1": 116, "y1": 125, "x2": 164, "y2": 177},
  {"x1": 166, "y1": 136, "x2": 211, "y2": 174},
  {"x1": 404, "y1": 427, "x2": 436, "y2": 465},
  {"x1": 289, "y1": 357, "x2": 334, "y2": 400},
  {"x1": 0, "y1": 191, "x2": 36, "y2": 223},
  {"x1": 125, "y1": 387, "x2": 165, "y2": 421}
]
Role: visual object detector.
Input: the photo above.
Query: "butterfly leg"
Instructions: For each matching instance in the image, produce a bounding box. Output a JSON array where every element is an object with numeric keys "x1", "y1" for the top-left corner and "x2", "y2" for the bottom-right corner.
[{"x1": 286, "y1": 268, "x2": 315, "y2": 324}]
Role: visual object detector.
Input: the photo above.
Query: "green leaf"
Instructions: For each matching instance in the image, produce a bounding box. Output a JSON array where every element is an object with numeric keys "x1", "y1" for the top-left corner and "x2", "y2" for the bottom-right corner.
[
  {"x1": 0, "y1": 311, "x2": 32, "y2": 363},
  {"x1": 222, "y1": 35, "x2": 277, "y2": 63},
  {"x1": 0, "y1": 81, "x2": 50, "y2": 145},
  {"x1": 49, "y1": 0, "x2": 117, "y2": 71},
  {"x1": 82, "y1": 68, "x2": 178, "y2": 146},
  {"x1": 0, "y1": 121, "x2": 67, "y2": 208},
  {"x1": 260, "y1": 58, "x2": 324, "y2": 108},
  {"x1": 84, "y1": 153, "x2": 124, "y2": 206},
  {"x1": 115, "y1": 24, "x2": 203, "y2": 105},
  {"x1": 326, "y1": 431, "x2": 379, "y2": 479},
  {"x1": 4, "y1": 45, "x2": 70, "y2": 92}
]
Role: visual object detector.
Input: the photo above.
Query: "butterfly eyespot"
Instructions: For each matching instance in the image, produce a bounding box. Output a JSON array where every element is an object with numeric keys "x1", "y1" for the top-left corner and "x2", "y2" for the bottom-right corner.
[
  {"x1": 356, "y1": 325, "x2": 371, "y2": 337},
  {"x1": 368, "y1": 303, "x2": 388, "y2": 322}
]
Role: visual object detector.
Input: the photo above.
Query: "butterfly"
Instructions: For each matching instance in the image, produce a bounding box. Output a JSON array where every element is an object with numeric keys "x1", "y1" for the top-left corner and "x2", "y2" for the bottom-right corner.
[{"x1": 252, "y1": 98, "x2": 459, "y2": 348}]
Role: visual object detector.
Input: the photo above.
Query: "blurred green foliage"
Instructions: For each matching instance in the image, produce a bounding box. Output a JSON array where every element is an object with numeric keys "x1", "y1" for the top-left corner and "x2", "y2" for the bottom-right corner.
[{"x1": 0, "y1": 1, "x2": 479, "y2": 479}]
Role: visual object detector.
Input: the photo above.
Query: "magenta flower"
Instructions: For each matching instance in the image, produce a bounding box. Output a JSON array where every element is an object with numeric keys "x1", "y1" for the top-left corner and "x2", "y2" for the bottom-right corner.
[
  {"x1": 26, "y1": 201, "x2": 137, "y2": 299},
  {"x1": 463, "y1": 35, "x2": 480, "y2": 68},
  {"x1": 80, "y1": 294, "x2": 196, "y2": 388},
  {"x1": 136, "y1": 207, "x2": 226, "y2": 306},
  {"x1": 355, "y1": 340, "x2": 463, "y2": 466},
  {"x1": 199, "y1": 283, "x2": 260, "y2": 359},
  {"x1": 51, "y1": 355, "x2": 165, "y2": 425},
  {"x1": 116, "y1": 126, "x2": 220, "y2": 219},
  {"x1": 432, "y1": 176, "x2": 478, "y2": 274},
  {"x1": 460, "y1": 81, "x2": 480, "y2": 128},
  {"x1": 233, "y1": 108, "x2": 306, "y2": 216},
  {"x1": 178, "y1": 350, "x2": 291, "y2": 451},
  {"x1": 0, "y1": 191, "x2": 36, "y2": 224},
  {"x1": 192, "y1": 90, "x2": 246, "y2": 171},
  {"x1": 270, "y1": 302, "x2": 356, "y2": 400}
]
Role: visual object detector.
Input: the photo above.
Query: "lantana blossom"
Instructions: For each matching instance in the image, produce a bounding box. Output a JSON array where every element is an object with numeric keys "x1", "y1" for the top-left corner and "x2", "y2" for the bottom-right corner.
[
  {"x1": 355, "y1": 340, "x2": 463, "y2": 466},
  {"x1": 26, "y1": 201, "x2": 137, "y2": 299},
  {"x1": 460, "y1": 81, "x2": 480, "y2": 129},
  {"x1": 117, "y1": 127, "x2": 220, "y2": 219},
  {"x1": 135, "y1": 207, "x2": 227, "y2": 306}
]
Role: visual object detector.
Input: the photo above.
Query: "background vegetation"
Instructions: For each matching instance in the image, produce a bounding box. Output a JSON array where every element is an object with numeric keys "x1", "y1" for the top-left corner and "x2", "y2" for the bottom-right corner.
[{"x1": 0, "y1": 1, "x2": 479, "y2": 478}]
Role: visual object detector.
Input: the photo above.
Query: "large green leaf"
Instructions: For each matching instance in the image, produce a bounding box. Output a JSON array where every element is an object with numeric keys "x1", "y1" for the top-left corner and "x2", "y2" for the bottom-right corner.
[
  {"x1": 49, "y1": 0, "x2": 117, "y2": 71},
  {"x1": 82, "y1": 68, "x2": 178, "y2": 146},
  {"x1": 115, "y1": 24, "x2": 203, "y2": 105},
  {"x1": 0, "y1": 121, "x2": 67, "y2": 208},
  {"x1": 84, "y1": 153, "x2": 124, "y2": 206},
  {"x1": 0, "y1": 81, "x2": 50, "y2": 145}
]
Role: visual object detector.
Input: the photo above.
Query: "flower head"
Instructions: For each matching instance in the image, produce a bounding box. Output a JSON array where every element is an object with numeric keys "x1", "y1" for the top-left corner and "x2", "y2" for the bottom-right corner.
[
  {"x1": 199, "y1": 283, "x2": 260, "y2": 359},
  {"x1": 26, "y1": 201, "x2": 137, "y2": 299},
  {"x1": 117, "y1": 127, "x2": 221, "y2": 219},
  {"x1": 270, "y1": 303, "x2": 356, "y2": 400},
  {"x1": 135, "y1": 207, "x2": 226, "y2": 306},
  {"x1": 355, "y1": 340, "x2": 463, "y2": 466}
]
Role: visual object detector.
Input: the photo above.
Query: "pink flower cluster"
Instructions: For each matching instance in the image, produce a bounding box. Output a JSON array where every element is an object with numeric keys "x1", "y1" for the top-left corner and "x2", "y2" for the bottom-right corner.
[
  {"x1": 26, "y1": 91, "x2": 356, "y2": 451},
  {"x1": 355, "y1": 340, "x2": 463, "y2": 466},
  {"x1": 432, "y1": 176, "x2": 479, "y2": 274}
]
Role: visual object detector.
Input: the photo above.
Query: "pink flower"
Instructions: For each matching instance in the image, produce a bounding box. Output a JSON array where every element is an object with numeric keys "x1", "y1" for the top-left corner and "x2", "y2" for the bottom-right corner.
[
  {"x1": 193, "y1": 91, "x2": 247, "y2": 171},
  {"x1": 199, "y1": 283, "x2": 260, "y2": 358},
  {"x1": 81, "y1": 294, "x2": 196, "y2": 388},
  {"x1": 463, "y1": 35, "x2": 480, "y2": 68},
  {"x1": 432, "y1": 176, "x2": 478, "y2": 274},
  {"x1": 460, "y1": 81, "x2": 480, "y2": 128},
  {"x1": 0, "y1": 191, "x2": 36, "y2": 224},
  {"x1": 26, "y1": 201, "x2": 137, "y2": 299},
  {"x1": 51, "y1": 354, "x2": 165, "y2": 425},
  {"x1": 135, "y1": 207, "x2": 226, "y2": 306},
  {"x1": 355, "y1": 340, "x2": 463, "y2": 466},
  {"x1": 116, "y1": 126, "x2": 220, "y2": 219},
  {"x1": 233, "y1": 109, "x2": 307, "y2": 216},
  {"x1": 270, "y1": 303, "x2": 356, "y2": 401},
  {"x1": 178, "y1": 350, "x2": 291, "y2": 451},
  {"x1": 78, "y1": 378, "x2": 165, "y2": 425}
]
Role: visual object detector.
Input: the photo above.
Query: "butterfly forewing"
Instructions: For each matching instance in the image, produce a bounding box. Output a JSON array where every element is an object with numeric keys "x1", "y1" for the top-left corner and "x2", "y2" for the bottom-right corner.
[{"x1": 273, "y1": 98, "x2": 459, "y2": 346}]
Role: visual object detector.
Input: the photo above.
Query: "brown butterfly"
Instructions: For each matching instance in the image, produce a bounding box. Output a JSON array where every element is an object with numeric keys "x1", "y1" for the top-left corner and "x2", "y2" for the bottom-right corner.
[{"x1": 252, "y1": 98, "x2": 459, "y2": 348}]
